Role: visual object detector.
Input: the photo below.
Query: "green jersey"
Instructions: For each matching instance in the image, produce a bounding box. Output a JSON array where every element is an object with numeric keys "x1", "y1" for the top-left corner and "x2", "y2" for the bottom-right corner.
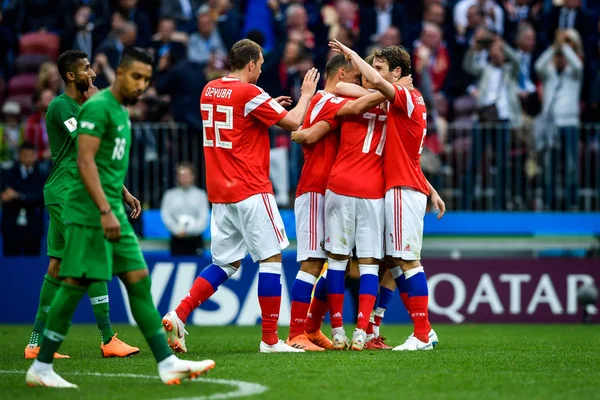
[
  {"x1": 63, "y1": 89, "x2": 131, "y2": 227},
  {"x1": 44, "y1": 93, "x2": 80, "y2": 205}
]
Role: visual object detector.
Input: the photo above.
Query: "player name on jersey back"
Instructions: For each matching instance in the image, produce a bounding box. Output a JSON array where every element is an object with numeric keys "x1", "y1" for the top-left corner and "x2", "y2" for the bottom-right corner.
[
  {"x1": 384, "y1": 86, "x2": 430, "y2": 195},
  {"x1": 328, "y1": 105, "x2": 387, "y2": 199},
  {"x1": 295, "y1": 91, "x2": 349, "y2": 198},
  {"x1": 201, "y1": 77, "x2": 288, "y2": 204}
]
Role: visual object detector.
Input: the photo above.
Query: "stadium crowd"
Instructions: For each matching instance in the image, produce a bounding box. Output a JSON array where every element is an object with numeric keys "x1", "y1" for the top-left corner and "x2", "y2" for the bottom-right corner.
[{"x1": 1, "y1": 0, "x2": 599, "y2": 212}]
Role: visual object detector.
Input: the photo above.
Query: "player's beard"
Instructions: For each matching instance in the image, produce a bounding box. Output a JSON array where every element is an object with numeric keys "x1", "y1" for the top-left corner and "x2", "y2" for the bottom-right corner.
[
  {"x1": 75, "y1": 77, "x2": 90, "y2": 94},
  {"x1": 122, "y1": 96, "x2": 140, "y2": 106}
]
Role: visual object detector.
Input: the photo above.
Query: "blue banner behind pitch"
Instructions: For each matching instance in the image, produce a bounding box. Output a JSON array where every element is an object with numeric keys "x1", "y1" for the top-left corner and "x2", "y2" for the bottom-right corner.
[{"x1": 1, "y1": 252, "x2": 411, "y2": 325}]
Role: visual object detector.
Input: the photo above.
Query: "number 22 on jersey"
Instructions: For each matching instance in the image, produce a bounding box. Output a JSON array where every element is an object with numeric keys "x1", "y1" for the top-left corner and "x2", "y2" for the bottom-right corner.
[{"x1": 202, "y1": 104, "x2": 233, "y2": 149}]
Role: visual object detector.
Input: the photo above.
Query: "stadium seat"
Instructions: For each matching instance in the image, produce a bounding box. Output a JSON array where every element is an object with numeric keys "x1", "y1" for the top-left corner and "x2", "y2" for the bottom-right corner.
[
  {"x1": 5, "y1": 94, "x2": 33, "y2": 116},
  {"x1": 19, "y1": 32, "x2": 60, "y2": 60},
  {"x1": 7, "y1": 74, "x2": 38, "y2": 96},
  {"x1": 14, "y1": 54, "x2": 50, "y2": 74}
]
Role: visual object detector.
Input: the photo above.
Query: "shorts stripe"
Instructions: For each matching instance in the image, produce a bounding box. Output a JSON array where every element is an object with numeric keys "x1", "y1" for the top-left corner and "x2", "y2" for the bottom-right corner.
[
  {"x1": 262, "y1": 194, "x2": 283, "y2": 243},
  {"x1": 309, "y1": 193, "x2": 314, "y2": 251},
  {"x1": 398, "y1": 189, "x2": 403, "y2": 251},
  {"x1": 311, "y1": 193, "x2": 317, "y2": 251},
  {"x1": 394, "y1": 188, "x2": 400, "y2": 251}
]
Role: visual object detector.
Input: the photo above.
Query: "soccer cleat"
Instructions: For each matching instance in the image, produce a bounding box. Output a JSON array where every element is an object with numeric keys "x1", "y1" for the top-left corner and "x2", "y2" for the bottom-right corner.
[
  {"x1": 392, "y1": 336, "x2": 433, "y2": 351},
  {"x1": 331, "y1": 328, "x2": 349, "y2": 350},
  {"x1": 408, "y1": 329, "x2": 439, "y2": 347},
  {"x1": 24, "y1": 345, "x2": 70, "y2": 359},
  {"x1": 286, "y1": 334, "x2": 325, "y2": 351},
  {"x1": 364, "y1": 336, "x2": 392, "y2": 350},
  {"x1": 350, "y1": 329, "x2": 367, "y2": 351},
  {"x1": 162, "y1": 311, "x2": 188, "y2": 353},
  {"x1": 26, "y1": 364, "x2": 78, "y2": 388},
  {"x1": 158, "y1": 355, "x2": 215, "y2": 385},
  {"x1": 101, "y1": 334, "x2": 140, "y2": 357},
  {"x1": 305, "y1": 330, "x2": 334, "y2": 350},
  {"x1": 259, "y1": 340, "x2": 305, "y2": 353}
]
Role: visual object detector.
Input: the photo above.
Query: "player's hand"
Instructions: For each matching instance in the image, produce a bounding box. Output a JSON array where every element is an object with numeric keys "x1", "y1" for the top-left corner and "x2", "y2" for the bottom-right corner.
[
  {"x1": 83, "y1": 77, "x2": 99, "y2": 100},
  {"x1": 123, "y1": 190, "x2": 142, "y2": 219},
  {"x1": 274, "y1": 96, "x2": 292, "y2": 107},
  {"x1": 328, "y1": 38, "x2": 355, "y2": 59},
  {"x1": 291, "y1": 130, "x2": 307, "y2": 144},
  {"x1": 300, "y1": 68, "x2": 320, "y2": 97},
  {"x1": 430, "y1": 190, "x2": 446, "y2": 220},
  {"x1": 101, "y1": 212, "x2": 121, "y2": 242},
  {"x1": 397, "y1": 74, "x2": 413, "y2": 90}
]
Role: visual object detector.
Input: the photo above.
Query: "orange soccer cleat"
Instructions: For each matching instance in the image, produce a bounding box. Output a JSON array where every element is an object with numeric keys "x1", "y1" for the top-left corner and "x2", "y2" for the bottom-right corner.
[
  {"x1": 286, "y1": 334, "x2": 325, "y2": 351},
  {"x1": 365, "y1": 336, "x2": 393, "y2": 350},
  {"x1": 24, "y1": 345, "x2": 70, "y2": 359},
  {"x1": 305, "y1": 330, "x2": 334, "y2": 350},
  {"x1": 101, "y1": 334, "x2": 140, "y2": 358}
]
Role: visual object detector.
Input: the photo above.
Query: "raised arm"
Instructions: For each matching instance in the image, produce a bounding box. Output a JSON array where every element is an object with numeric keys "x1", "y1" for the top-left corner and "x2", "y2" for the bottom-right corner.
[
  {"x1": 276, "y1": 68, "x2": 320, "y2": 131},
  {"x1": 534, "y1": 46, "x2": 555, "y2": 82},
  {"x1": 291, "y1": 121, "x2": 331, "y2": 145},
  {"x1": 336, "y1": 91, "x2": 386, "y2": 117},
  {"x1": 329, "y1": 39, "x2": 396, "y2": 101},
  {"x1": 561, "y1": 44, "x2": 584, "y2": 80},
  {"x1": 77, "y1": 134, "x2": 121, "y2": 240}
]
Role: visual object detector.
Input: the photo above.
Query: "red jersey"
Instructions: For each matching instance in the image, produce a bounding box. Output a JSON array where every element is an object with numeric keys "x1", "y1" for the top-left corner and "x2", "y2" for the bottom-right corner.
[
  {"x1": 328, "y1": 106, "x2": 387, "y2": 199},
  {"x1": 384, "y1": 85, "x2": 430, "y2": 195},
  {"x1": 201, "y1": 76, "x2": 288, "y2": 203},
  {"x1": 295, "y1": 91, "x2": 350, "y2": 197}
]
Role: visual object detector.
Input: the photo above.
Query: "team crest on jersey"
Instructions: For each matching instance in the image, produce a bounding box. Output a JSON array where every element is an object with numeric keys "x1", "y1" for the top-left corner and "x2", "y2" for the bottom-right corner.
[{"x1": 63, "y1": 117, "x2": 77, "y2": 132}]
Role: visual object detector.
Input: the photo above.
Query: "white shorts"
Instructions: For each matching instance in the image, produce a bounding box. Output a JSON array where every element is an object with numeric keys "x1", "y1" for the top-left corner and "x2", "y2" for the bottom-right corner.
[
  {"x1": 211, "y1": 193, "x2": 289, "y2": 265},
  {"x1": 385, "y1": 187, "x2": 427, "y2": 260},
  {"x1": 324, "y1": 190, "x2": 384, "y2": 259},
  {"x1": 295, "y1": 192, "x2": 327, "y2": 262}
]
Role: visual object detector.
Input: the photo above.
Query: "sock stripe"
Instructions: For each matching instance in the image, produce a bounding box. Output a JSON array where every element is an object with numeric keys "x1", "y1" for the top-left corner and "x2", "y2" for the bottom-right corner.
[
  {"x1": 296, "y1": 270, "x2": 317, "y2": 285},
  {"x1": 260, "y1": 262, "x2": 282, "y2": 275},
  {"x1": 358, "y1": 264, "x2": 379, "y2": 276},
  {"x1": 219, "y1": 264, "x2": 238, "y2": 278},
  {"x1": 390, "y1": 266, "x2": 403, "y2": 279},
  {"x1": 328, "y1": 258, "x2": 348, "y2": 271},
  {"x1": 405, "y1": 266, "x2": 425, "y2": 280},
  {"x1": 89, "y1": 295, "x2": 109, "y2": 305},
  {"x1": 44, "y1": 329, "x2": 66, "y2": 342}
]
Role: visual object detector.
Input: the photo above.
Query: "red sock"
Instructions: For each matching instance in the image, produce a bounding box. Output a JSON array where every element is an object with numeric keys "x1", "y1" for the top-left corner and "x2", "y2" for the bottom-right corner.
[
  {"x1": 327, "y1": 293, "x2": 345, "y2": 329},
  {"x1": 175, "y1": 277, "x2": 215, "y2": 324},
  {"x1": 259, "y1": 296, "x2": 280, "y2": 345},
  {"x1": 357, "y1": 294, "x2": 377, "y2": 331},
  {"x1": 400, "y1": 293, "x2": 410, "y2": 313},
  {"x1": 366, "y1": 321, "x2": 374, "y2": 335},
  {"x1": 374, "y1": 315, "x2": 383, "y2": 327},
  {"x1": 409, "y1": 295, "x2": 430, "y2": 343},
  {"x1": 289, "y1": 301, "x2": 310, "y2": 339},
  {"x1": 305, "y1": 297, "x2": 328, "y2": 333}
]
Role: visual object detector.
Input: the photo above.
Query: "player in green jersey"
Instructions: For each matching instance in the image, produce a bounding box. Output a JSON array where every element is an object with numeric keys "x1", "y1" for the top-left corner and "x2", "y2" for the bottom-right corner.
[
  {"x1": 26, "y1": 47, "x2": 215, "y2": 389},
  {"x1": 24, "y1": 50, "x2": 140, "y2": 360}
]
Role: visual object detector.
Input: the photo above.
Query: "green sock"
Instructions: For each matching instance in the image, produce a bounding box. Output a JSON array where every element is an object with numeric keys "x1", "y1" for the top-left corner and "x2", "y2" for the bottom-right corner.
[
  {"x1": 125, "y1": 276, "x2": 172, "y2": 362},
  {"x1": 38, "y1": 283, "x2": 87, "y2": 363},
  {"x1": 88, "y1": 281, "x2": 114, "y2": 345},
  {"x1": 29, "y1": 274, "x2": 61, "y2": 346}
]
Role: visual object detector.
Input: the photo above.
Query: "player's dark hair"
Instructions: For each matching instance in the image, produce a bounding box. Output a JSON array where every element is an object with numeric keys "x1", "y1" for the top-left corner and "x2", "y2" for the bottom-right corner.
[
  {"x1": 20, "y1": 141, "x2": 36, "y2": 152},
  {"x1": 325, "y1": 54, "x2": 353, "y2": 79},
  {"x1": 229, "y1": 39, "x2": 262, "y2": 71},
  {"x1": 57, "y1": 50, "x2": 88, "y2": 82},
  {"x1": 364, "y1": 54, "x2": 375, "y2": 66},
  {"x1": 373, "y1": 45, "x2": 411, "y2": 77},
  {"x1": 119, "y1": 46, "x2": 154, "y2": 68},
  {"x1": 177, "y1": 162, "x2": 196, "y2": 175}
]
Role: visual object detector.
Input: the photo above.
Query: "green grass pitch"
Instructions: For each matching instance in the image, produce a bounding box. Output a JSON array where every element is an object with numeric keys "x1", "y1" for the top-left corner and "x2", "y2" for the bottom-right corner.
[{"x1": 1, "y1": 324, "x2": 599, "y2": 399}]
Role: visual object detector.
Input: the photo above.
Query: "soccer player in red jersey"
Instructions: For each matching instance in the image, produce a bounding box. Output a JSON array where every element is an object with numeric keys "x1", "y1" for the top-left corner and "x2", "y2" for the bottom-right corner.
[
  {"x1": 287, "y1": 55, "x2": 390, "y2": 351},
  {"x1": 162, "y1": 39, "x2": 320, "y2": 353},
  {"x1": 330, "y1": 40, "x2": 446, "y2": 351}
]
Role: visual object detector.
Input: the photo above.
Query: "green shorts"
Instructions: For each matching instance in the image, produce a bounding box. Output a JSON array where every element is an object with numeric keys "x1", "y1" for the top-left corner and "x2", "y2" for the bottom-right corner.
[
  {"x1": 59, "y1": 219, "x2": 147, "y2": 281},
  {"x1": 46, "y1": 204, "x2": 66, "y2": 259}
]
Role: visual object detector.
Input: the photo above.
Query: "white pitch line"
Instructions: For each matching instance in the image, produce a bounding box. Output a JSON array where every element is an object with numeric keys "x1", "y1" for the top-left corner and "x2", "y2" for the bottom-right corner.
[{"x1": 0, "y1": 370, "x2": 268, "y2": 400}]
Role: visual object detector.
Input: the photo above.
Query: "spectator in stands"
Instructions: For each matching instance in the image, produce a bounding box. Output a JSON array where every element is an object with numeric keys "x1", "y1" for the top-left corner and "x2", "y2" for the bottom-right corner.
[
  {"x1": 37, "y1": 62, "x2": 62, "y2": 96},
  {"x1": 515, "y1": 22, "x2": 541, "y2": 117},
  {"x1": 0, "y1": 9, "x2": 16, "y2": 79},
  {"x1": 534, "y1": 29, "x2": 584, "y2": 210},
  {"x1": 160, "y1": 162, "x2": 209, "y2": 256},
  {"x1": 24, "y1": 89, "x2": 54, "y2": 169},
  {"x1": 286, "y1": 4, "x2": 315, "y2": 50},
  {"x1": 20, "y1": 0, "x2": 58, "y2": 32},
  {"x1": 187, "y1": 7, "x2": 227, "y2": 65},
  {"x1": 454, "y1": 0, "x2": 504, "y2": 36},
  {"x1": 413, "y1": 23, "x2": 451, "y2": 95},
  {"x1": 62, "y1": 5, "x2": 95, "y2": 57},
  {"x1": 358, "y1": 0, "x2": 407, "y2": 55},
  {"x1": 93, "y1": 20, "x2": 137, "y2": 88},
  {"x1": 0, "y1": 101, "x2": 22, "y2": 164},
  {"x1": 547, "y1": 0, "x2": 593, "y2": 44},
  {"x1": 116, "y1": 0, "x2": 152, "y2": 48},
  {"x1": 150, "y1": 17, "x2": 188, "y2": 68},
  {"x1": 0, "y1": 142, "x2": 46, "y2": 256},
  {"x1": 205, "y1": 0, "x2": 241, "y2": 50},
  {"x1": 405, "y1": 2, "x2": 451, "y2": 51},
  {"x1": 1, "y1": 0, "x2": 25, "y2": 33},
  {"x1": 59, "y1": 0, "x2": 111, "y2": 43},
  {"x1": 159, "y1": 0, "x2": 203, "y2": 33},
  {"x1": 366, "y1": 26, "x2": 402, "y2": 55},
  {"x1": 503, "y1": 0, "x2": 544, "y2": 43}
]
